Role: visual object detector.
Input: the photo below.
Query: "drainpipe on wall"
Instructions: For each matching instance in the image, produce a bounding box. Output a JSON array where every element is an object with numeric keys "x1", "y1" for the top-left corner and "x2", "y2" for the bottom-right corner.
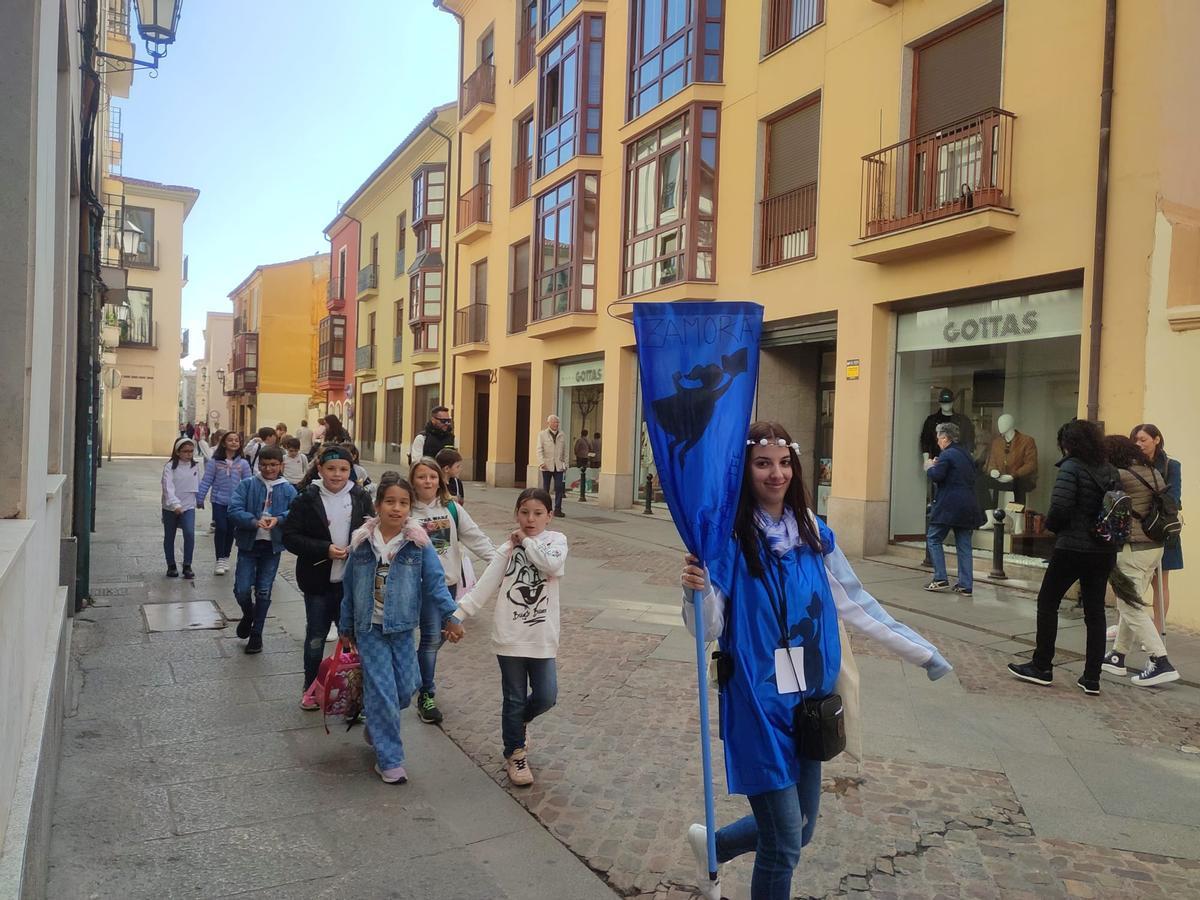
[{"x1": 1086, "y1": 0, "x2": 1117, "y2": 423}]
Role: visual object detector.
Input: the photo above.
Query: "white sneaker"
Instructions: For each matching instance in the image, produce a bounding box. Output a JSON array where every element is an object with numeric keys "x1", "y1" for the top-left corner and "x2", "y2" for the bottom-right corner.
[
  {"x1": 686, "y1": 824, "x2": 721, "y2": 900},
  {"x1": 215, "y1": 559, "x2": 228, "y2": 575}
]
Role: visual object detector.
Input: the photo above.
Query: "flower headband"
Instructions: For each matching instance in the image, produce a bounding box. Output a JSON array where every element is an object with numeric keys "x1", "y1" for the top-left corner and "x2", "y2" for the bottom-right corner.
[{"x1": 747, "y1": 437, "x2": 801, "y2": 453}]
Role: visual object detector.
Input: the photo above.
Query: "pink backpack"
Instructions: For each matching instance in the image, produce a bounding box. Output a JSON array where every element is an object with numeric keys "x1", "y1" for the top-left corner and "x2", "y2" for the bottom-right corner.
[{"x1": 302, "y1": 638, "x2": 363, "y2": 733}]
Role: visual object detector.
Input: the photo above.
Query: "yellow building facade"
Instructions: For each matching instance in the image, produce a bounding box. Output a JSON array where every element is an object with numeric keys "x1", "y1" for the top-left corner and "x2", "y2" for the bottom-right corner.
[
  {"x1": 225, "y1": 254, "x2": 329, "y2": 435},
  {"x1": 336, "y1": 103, "x2": 458, "y2": 466},
  {"x1": 434, "y1": 1, "x2": 1199, "y2": 623}
]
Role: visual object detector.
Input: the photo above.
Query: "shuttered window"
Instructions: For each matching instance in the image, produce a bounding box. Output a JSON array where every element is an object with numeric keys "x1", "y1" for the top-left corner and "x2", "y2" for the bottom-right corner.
[
  {"x1": 915, "y1": 12, "x2": 1003, "y2": 136},
  {"x1": 766, "y1": 101, "x2": 820, "y2": 198}
]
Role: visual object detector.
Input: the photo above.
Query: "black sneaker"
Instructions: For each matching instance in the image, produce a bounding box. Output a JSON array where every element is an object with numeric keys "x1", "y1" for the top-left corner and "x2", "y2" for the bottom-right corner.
[
  {"x1": 1076, "y1": 675, "x2": 1101, "y2": 696},
  {"x1": 1130, "y1": 655, "x2": 1180, "y2": 687},
  {"x1": 416, "y1": 691, "x2": 443, "y2": 725},
  {"x1": 244, "y1": 633, "x2": 263, "y2": 655},
  {"x1": 181, "y1": 565, "x2": 194, "y2": 580},
  {"x1": 554, "y1": 509, "x2": 566, "y2": 518},
  {"x1": 952, "y1": 584, "x2": 973, "y2": 596},
  {"x1": 236, "y1": 614, "x2": 253, "y2": 639},
  {"x1": 1100, "y1": 650, "x2": 1127, "y2": 676},
  {"x1": 1007, "y1": 662, "x2": 1053, "y2": 686},
  {"x1": 924, "y1": 579, "x2": 950, "y2": 592},
  {"x1": 166, "y1": 565, "x2": 179, "y2": 578}
]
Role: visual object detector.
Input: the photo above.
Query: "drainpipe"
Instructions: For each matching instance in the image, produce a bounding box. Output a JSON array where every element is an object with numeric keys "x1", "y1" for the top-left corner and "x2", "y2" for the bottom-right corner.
[{"x1": 1085, "y1": 0, "x2": 1117, "y2": 423}]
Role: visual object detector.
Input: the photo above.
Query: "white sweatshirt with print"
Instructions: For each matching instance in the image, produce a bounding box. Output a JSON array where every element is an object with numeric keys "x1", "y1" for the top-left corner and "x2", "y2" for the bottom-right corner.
[
  {"x1": 410, "y1": 498, "x2": 497, "y2": 586},
  {"x1": 453, "y1": 531, "x2": 567, "y2": 658}
]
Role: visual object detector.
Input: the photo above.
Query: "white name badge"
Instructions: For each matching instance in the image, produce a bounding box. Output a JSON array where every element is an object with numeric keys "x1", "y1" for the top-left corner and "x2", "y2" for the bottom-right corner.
[{"x1": 774, "y1": 646, "x2": 806, "y2": 694}]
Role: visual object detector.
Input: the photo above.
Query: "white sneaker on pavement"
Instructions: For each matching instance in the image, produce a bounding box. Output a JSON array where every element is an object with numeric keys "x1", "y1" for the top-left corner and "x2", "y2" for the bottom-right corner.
[
  {"x1": 215, "y1": 559, "x2": 228, "y2": 575},
  {"x1": 686, "y1": 824, "x2": 722, "y2": 900}
]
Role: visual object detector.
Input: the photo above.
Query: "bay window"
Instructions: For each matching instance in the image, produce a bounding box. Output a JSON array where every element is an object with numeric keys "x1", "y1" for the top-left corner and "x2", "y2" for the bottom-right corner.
[
  {"x1": 409, "y1": 270, "x2": 442, "y2": 351},
  {"x1": 629, "y1": 0, "x2": 724, "y2": 120},
  {"x1": 534, "y1": 173, "x2": 599, "y2": 320},
  {"x1": 538, "y1": 15, "x2": 604, "y2": 177}
]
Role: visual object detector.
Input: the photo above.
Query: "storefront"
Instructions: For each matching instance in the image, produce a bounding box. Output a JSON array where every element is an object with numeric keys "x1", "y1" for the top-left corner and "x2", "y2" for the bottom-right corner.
[
  {"x1": 557, "y1": 358, "x2": 604, "y2": 494},
  {"x1": 888, "y1": 286, "x2": 1084, "y2": 562}
]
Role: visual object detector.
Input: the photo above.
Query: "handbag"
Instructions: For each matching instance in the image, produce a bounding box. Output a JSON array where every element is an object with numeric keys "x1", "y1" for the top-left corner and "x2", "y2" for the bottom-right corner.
[
  {"x1": 301, "y1": 637, "x2": 363, "y2": 734},
  {"x1": 795, "y1": 693, "x2": 846, "y2": 762}
]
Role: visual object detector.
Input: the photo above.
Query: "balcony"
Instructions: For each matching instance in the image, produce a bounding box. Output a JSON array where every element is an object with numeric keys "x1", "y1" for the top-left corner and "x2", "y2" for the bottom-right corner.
[
  {"x1": 392, "y1": 335, "x2": 404, "y2": 363},
  {"x1": 105, "y1": 1, "x2": 134, "y2": 97},
  {"x1": 516, "y1": 26, "x2": 537, "y2": 81},
  {"x1": 508, "y1": 287, "x2": 529, "y2": 334},
  {"x1": 357, "y1": 263, "x2": 379, "y2": 298},
  {"x1": 394, "y1": 249, "x2": 406, "y2": 278},
  {"x1": 355, "y1": 344, "x2": 377, "y2": 372},
  {"x1": 233, "y1": 315, "x2": 246, "y2": 335},
  {"x1": 327, "y1": 276, "x2": 345, "y2": 309},
  {"x1": 317, "y1": 314, "x2": 347, "y2": 388},
  {"x1": 454, "y1": 303, "x2": 488, "y2": 353},
  {"x1": 459, "y1": 63, "x2": 496, "y2": 133},
  {"x1": 232, "y1": 331, "x2": 259, "y2": 393},
  {"x1": 456, "y1": 184, "x2": 492, "y2": 243},
  {"x1": 766, "y1": 0, "x2": 824, "y2": 55},
  {"x1": 855, "y1": 108, "x2": 1017, "y2": 262},
  {"x1": 118, "y1": 318, "x2": 156, "y2": 349},
  {"x1": 759, "y1": 182, "x2": 817, "y2": 268}
]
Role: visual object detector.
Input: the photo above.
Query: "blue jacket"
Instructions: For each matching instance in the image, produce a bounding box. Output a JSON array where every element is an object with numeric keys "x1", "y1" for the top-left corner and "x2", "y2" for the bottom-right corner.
[
  {"x1": 339, "y1": 521, "x2": 457, "y2": 637},
  {"x1": 228, "y1": 477, "x2": 297, "y2": 553},
  {"x1": 927, "y1": 443, "x2": 985, "y2": 528},
  {"x1": 198, "y1": 456, "x2": 252, "y2": 507}
]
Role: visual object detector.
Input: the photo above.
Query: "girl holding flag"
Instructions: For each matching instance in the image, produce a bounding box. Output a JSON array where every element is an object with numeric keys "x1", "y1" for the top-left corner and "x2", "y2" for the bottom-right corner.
[{"x1": 680, "y1": 421, "x2": 952, "y2": 900}]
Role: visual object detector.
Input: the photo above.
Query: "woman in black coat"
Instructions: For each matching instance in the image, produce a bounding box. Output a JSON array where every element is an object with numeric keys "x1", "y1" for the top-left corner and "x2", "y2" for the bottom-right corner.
[
  {"x1": 1009, "y1": 419, "x2": 1119, "y2": 696},
  {"x1": 924, "y1": 422, "x2": 985, "y2": 596}
]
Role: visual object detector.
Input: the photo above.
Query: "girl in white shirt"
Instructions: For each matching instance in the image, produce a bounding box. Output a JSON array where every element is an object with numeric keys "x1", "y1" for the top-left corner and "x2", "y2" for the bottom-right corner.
[{"x1": 161, "y1": 437, "x2": 201, "y2": 579}]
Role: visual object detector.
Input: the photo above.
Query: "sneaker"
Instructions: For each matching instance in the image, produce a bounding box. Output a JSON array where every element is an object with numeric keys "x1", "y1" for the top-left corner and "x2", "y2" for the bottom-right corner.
[
  {"x1": 215, "y1": 559, "x2": 228, "y2": 576},
  {"x1": 416, "y1": 691, "x2": 443, "y2": 725},
  {"x1": 924, "y1": 579, "x2": 950, "y2": 592},
  {"x1": 1131, "y1": 655, "x2": 1180, "y2": 687},
  {"x1": 299, "y1": 695, "x2": 320, "y2": 711},
  {"x1": 244, "y1": 634, "x2": 263, "y2": 654},
  {"x1": 374, "y1": 764, "x2": 408, "y2": 784},
  {"x1": 166, "y1": 565, "x2": 179, "y2": 578},
  {"x1": 1077, "y1": 676, "x2": 1101, "y2": 696},
  {"x1": 952, "y1": 584, "x2": 973, "y2": 596},
  {"x1": 506, "y1": 748, "x2": 534, "y2": 786},
  {"x1": 686, "y1": 824, "x2": 722, "y2": 900},
  {"x1": 236, "y1": 614, "x2": 253, "y2": 639},
  {"x1": 181, "y1": 565, "x2": 194, "y2": 580},
  {"x1": 554, "y1": 509, "x2": 566, "y2": 518},
  {"x1": 1007, "y1": 662, "x2": 1053, "y2": 686},
  {"x1": 1100, "y1": 650, "x2": 1127, "y2": 676}
]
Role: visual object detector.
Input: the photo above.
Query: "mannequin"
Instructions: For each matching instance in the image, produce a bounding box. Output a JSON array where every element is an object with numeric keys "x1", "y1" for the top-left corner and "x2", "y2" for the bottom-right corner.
[
  {"x1": 984, "y1": 412, "x2": 1038, "y2": 505},
  {"x1": 919, "y1": 388, "x2": 975, "y2": 466}
]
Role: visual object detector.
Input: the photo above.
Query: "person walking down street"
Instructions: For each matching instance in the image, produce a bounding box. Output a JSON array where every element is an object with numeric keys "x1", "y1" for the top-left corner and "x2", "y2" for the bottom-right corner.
[
  {"x1": 436, "y1": 448, "x2": 466, "y2": 504},
  {"x1": 281, "y1": 436, "x2": 308, "y2": 485},
  {"x1": 407, "y1": 457, "x2": 497, "y2": 725},
  {"x1": 410, "y1": 406, "x2": 455, "y2": 465},
  {"x1": 322, "y1": 414, "x2": 350, "y2": 445},
  {"x1": 574, "y1": 429, "x2": 591, "y2": 486},
  {"x1": 295, "y1": 419, "x2": 314, "y2": 453},
  {"x1": 591, "y1": 432, "x2": 601, "y2": 464},
  {"x1": 1101, "y1": 436, "x2": 1181, "y2": 686},
  {"x1": 536, "y1": 415, "x2": 568, "y2": 517},
  {"x1": 340, "y1": 474, "x2": 464, "y2": 784},
  {"x1": 227, "y1": 446, "x2": 297, "y2": 654},
  {"x1": 1009, "y1": 419, "x2": 1120, "y2": 696},
  {"x1": 161, "y1": 437, "x2": 201, "y2": 580},
  {"x1": 679, "y1": 421, "x2": 951, "y2": 900},
  {"x1": 197, "y1": 431, "x2": 252, "y2": 576},
  {"x1": 1130, "y1": 423, "x2": 1182, "y2": 633},
  {"x1": 244, "y1": 426, "x2": 278, "y2": 474},
  {"x1": 314, "y1": 417, "x2": 328, "y2": 444},
  {"x1": 451, "y1": 487, "x2": 567, "y2": 787},
  {"x1": 275, "y1": 422, "x2": 288, "y2": 443},
  {"x1": 923, "y1": 422, "x2": 985, "y2": 596},
  {"x1": 185, "y1": 422, "x2": 195, "y2": 440},
  {"x1": 282, "y1": 444, "x2": 375, "y2": 704}
]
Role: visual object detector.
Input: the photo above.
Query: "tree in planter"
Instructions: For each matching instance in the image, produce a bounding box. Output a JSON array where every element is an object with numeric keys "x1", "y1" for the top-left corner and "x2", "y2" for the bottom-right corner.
[{"x1": 572, "y1": 385, "x2": 602, "y2": 491}]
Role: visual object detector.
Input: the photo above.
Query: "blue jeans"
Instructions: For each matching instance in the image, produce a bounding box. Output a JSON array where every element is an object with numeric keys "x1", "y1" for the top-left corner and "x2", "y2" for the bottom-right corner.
[
  {"x1": 926, "y1": 523, "x2": 974, "y2": 591},
  {"x1": 211, "y1": 503, "x2": 235, "y2": 560},
  {"x1": 497, "y1": 655, "x2": 558, "y2": 757},
  {"x1": 303, "y1": 587, "x2": 343, "y2": 689},
  {"x1": 162, "y1": 508, "x2": 195, "y2": 567},
  {"x1": 357, "y1": 625, "x2": 419, "y2": 770},
  {"x1": 233, "y1": 541, "x2": 281, "y2": 636},
  {"x1": 418, "y1": 592, "x2": 447, "y2": 696},
  {"x1": 715, "y1": 761, "x2": 822, "y2": 900},
  {"x1": 541, "y1": 469, "x2": 565, "y2": 512}
]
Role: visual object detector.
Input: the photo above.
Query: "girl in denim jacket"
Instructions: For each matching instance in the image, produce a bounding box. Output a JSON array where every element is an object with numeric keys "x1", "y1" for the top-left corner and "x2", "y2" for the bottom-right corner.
[{"x1": 340, "y1": 475, "x2": 464, "y2": 783}]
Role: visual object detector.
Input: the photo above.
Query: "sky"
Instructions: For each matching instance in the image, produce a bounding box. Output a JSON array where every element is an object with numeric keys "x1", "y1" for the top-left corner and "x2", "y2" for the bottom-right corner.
[{"x1": 120, "y1": 0, "x2": 460, "y2": 367}]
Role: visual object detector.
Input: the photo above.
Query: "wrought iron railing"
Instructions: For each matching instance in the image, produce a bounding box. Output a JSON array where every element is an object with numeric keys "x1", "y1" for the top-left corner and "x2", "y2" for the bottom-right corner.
[
  {"x1": 455, "y1": 303, "x2": 488, "y2": 345},
  {"x1": 509, "y1": 288, "x2": 529, "y2": 334},
  {"x1": 357, "y1": 263, "x2": 379, "y2": 294},
  {"x1": 355, "y1": 344, "x2": 376, "y2": 370},
  {"x1": 513, "y1": 158, "x2": 532, "y2": 206},
  {"x1": 458, "y1": 183, "x2": 492, "y2": 232},
  {"x1": 766, "y1": 0, "x2": 824, "y2": 54},
  {"x1": 516, "y1": 26, "x2": 537, "y2": 80},
  {"x1": 327, "y1": 276, "x2": 344, "y2": 304},
  {"x1": 461, "y1": 63, "x2": 496, "y2": 117},
  {"x1": 759, "y1": 182, "x2": 817, "y2": 268}
]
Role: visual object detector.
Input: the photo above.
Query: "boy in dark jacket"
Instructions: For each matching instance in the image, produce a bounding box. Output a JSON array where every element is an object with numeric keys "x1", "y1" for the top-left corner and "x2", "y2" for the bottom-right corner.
[
  {"x1": 282, "y1": 444, "x2": 375, "y2": 702},
  {"x1": 228, "y1": 446, "x2": 297, "y2": 653}
]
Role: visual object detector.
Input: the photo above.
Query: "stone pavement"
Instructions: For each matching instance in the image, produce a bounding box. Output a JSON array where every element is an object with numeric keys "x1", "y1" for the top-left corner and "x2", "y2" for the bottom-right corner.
[{"x1": 50, "y1": 460, "x2": 1200, "y2": 899}]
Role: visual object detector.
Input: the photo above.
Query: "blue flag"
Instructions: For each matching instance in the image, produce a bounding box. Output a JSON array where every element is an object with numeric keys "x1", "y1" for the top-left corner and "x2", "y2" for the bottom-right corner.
[{"x1": 633, "y1": 302, "x2": 764, "y2": 563}]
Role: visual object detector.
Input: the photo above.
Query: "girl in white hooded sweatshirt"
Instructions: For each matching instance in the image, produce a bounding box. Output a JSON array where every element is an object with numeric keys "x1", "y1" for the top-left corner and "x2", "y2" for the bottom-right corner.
[
  {"x1": 407, "y1": 457, "x2": 498, "y2": 725},
  {"x1": 161, "y1": 437, "x2": 201, "y2": 579}
]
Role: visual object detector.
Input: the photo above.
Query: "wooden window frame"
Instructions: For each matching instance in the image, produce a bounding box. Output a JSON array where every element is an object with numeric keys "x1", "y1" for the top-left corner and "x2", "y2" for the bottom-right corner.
[
  {"x1": 537, "y1": 15, "x2": 604, "y2": 179},
  {"x1": 516, "y1": 0, "x2": 537, "y2": 81},
  {"x1": 533, "y1": 171, "x2": 600, "y2": 321},
  {"x1": 541, "y1": 0, "x2": 580, "y2": 36},
  {"x1": 513, "y1": 109, "x2": 535, "y2": 206},
  {"x1": 409, "y1": 269, "x2": 443, "y2": 351},
  {"x1": 471, "y1": 259, "x2": 489, "y2": 304},
  {"x1": 318, "y1": 314, "x2": 347, "y2": 380},
  {"x1": 509, "y1": 238, "x2": 531, "y2": 334},
  {"x1": 627, "y1": 0, "x2": 724, "y2": 121}
]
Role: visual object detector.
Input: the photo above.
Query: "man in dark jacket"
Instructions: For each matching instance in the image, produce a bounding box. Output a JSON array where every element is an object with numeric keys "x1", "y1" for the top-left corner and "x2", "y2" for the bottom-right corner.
[
  {"x1": 923, "y1": 422, "x2": 984, "y2": 595},
  {"x1": 410, "y1": 405, "x2": 455, "y2": 464}
]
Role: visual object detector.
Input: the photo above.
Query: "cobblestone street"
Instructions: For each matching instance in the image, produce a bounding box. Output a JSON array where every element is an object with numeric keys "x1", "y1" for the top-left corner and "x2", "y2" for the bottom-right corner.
[{"x1": 49, "y1": 461, "x2": 1200, "y2": 899}]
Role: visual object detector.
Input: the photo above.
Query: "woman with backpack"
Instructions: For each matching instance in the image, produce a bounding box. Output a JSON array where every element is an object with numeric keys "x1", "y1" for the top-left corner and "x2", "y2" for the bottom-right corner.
[
  {"x1": 1130, "y1": 424, "x2": 1182, "y2": 632},
  {"x1": 1008, "y1": 419, "x2": 1120, "y2": 696},
  {"x1": 1099, "y1": 436, "x2": 1181, "y2": 686}
]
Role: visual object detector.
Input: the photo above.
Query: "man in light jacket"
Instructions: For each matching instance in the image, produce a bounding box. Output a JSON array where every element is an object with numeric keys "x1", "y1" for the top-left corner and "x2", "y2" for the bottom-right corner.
[{"x1": 536, "y1": 414, "x2": 568, "y2": 517}]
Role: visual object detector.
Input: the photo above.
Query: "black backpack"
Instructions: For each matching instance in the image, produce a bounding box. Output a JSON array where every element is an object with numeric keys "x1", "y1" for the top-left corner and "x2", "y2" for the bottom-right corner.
[{"x1": 1127, "y1": 469, "x2": 1183, "y2": 543}]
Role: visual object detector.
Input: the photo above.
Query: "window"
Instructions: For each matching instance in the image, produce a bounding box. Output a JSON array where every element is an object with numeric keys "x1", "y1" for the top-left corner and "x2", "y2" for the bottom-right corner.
[
  {"x1": 541, "y1": 0, "x2": 579, "y2": 35},
  {"x1": 120, "y1": 386, "x2": 143, "y2": 400},
  {"x1": 510, "y1": 239, "x2": 531, "y2": 333},
  {"x1": 628, "y1": 0, "x2": 724, "y2": 120},
  {"x1": 413, "y1": 166, "x2": 446, "y2": 223},
  {"x1": 513, "y1": 111, "x2": 535, "y2": 205},
  {"x1": 124, "y1": 205, "x2": 155, "y2": 267},
  {"x1": 472, "y1": 260, "x2": 489, "y2": 304},
  {"x1": 359, "y1": 391, "x2": 378, "y2": 453},
  {"x1": 480, "y1": 28, "x2": 495, "y2": 65},
  {"x1": 766, "y1": 0, "x2": 823, "y2": 55},
  {"x1": 517, "y1": 0, "x2": 537, "y2": 80},
  {"x1": 760, "y1": 98, "x2": 819, "y2": 267},
  {"x1": 534, "y1": 173, "x2": 599, "y2": 320},
  {"x1": 122, "y1": 286, "x2": 154, "y2": 345},
  {"x1": 538, "y1": 15, "x2": 604, "y2": 177},
  {"x1": 318, "y1": 315, "x2": 347, "y2": 379},
  {"x1": 369, "y1": 233, "x2": 379, "y2": 268},
  {"x1": 409, "y1": 271, "x2": 442, "y2": 351},
  {"x1": 395, "y1": 213, "x2": 407, "y2": 276},
  {"x1": 393, "y1": 300, "x2": 405, "y2": 362},
  {"x1": 623, "y1": 104, "x2": 719, "y2": 295},
  {"x1": 336, "y1": 246, "x2": 348, "y2": 299}
]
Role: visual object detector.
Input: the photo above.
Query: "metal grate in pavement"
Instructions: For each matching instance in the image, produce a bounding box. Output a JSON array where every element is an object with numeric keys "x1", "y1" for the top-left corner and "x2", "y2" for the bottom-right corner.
[{"x1": 142, "y1": 600, "x2": 225, "y2": 632}]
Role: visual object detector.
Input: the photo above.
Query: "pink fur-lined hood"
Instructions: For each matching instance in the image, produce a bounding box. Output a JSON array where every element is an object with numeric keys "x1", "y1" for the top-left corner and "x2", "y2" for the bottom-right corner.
[{"x1": 349, "y1": 516, "x2": 429, "y2": 555}]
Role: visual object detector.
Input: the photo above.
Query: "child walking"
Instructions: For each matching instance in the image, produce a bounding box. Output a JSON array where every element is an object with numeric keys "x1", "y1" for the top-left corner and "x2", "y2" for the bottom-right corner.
[
  {"x1": 228, "y1": 446, "x2": 297, "y2": 654},
  {"x1": 197, "y1": 431, "x2": 252, "y2": 575},
  {"x1": 409, "y1": 457, "x2": 497, "y2": 724},
  {"x1": 341, "y1": 475, "x2": 464, "y2": 783},
  {"x1": 451, "y1": 488, "x2": 567, "y2": 786},
  {"x1": 282, "y1": 444, "x2": 375, "y2": 705},
  {"x1": 281, "y1": 436, "x2": 309, "y2": 485},
  {"x1": 436, "y1": 448, "x2": 466, "y2": 504},
  {"x1": 161, "y1": 437, "x2": 201, "y2": 579}
]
